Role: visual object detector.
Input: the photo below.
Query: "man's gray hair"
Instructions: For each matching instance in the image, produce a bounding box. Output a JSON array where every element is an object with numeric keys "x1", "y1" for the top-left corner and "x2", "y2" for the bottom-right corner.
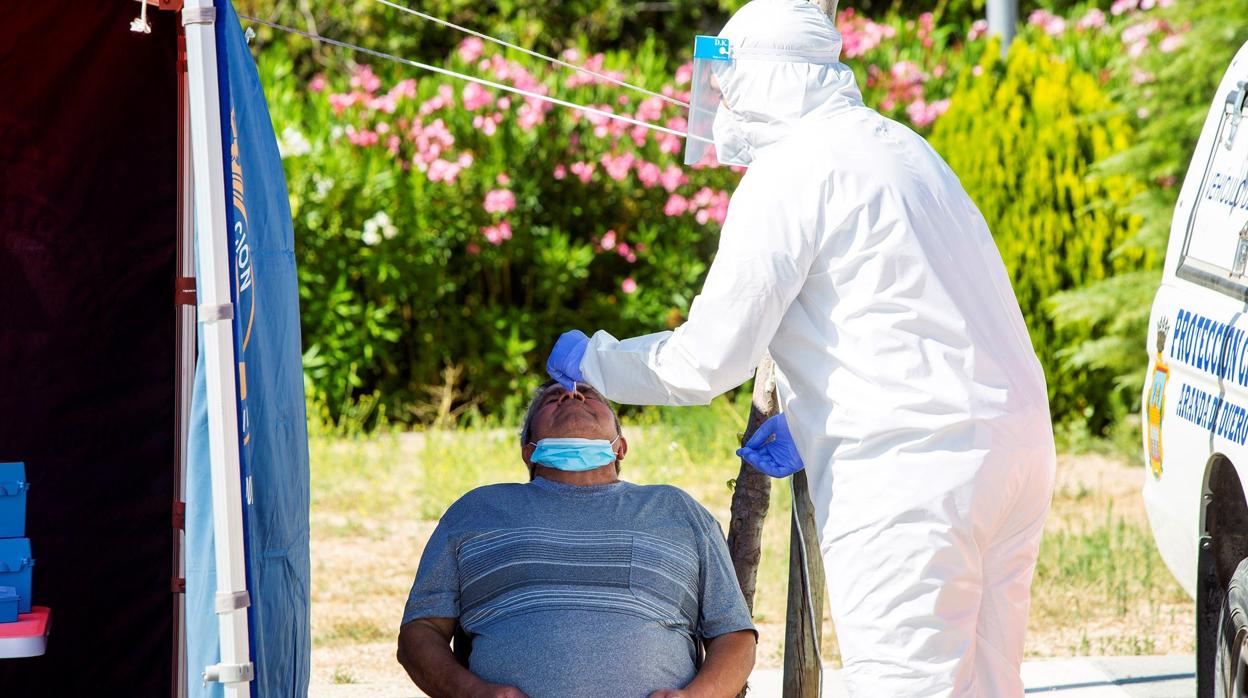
[{"x1": 519, "y1": 380, "x2": 622, "y2": 446}]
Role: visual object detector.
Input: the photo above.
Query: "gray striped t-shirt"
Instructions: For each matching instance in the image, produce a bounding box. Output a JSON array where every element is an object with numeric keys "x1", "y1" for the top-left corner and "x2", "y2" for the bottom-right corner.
[{"x1": 402, "y1": 477, "x2": 755, "y2": 697}]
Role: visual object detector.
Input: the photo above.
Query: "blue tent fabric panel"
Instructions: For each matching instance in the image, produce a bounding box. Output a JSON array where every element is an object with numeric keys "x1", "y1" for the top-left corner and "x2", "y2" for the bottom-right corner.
[{"x1": 186, "y1": 1, "x2": 311, "y2": 696}]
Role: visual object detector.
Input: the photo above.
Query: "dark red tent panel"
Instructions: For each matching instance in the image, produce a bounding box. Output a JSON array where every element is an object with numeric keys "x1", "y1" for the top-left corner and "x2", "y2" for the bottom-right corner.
[{"x1": 0, "y1": 1, "x2": 179, "y2": 692}]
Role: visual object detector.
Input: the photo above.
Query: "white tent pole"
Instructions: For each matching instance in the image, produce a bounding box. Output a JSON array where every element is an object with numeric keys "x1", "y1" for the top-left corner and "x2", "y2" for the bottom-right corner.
[{"x1": 182, "y1": 1, "x2": 254, "y2": 694}]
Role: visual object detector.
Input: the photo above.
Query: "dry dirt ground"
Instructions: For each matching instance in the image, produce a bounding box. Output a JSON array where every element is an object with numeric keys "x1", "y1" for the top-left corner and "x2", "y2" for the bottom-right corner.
[{"x1": 307, "y1": 450, "x2": 1192, "y2": 697}]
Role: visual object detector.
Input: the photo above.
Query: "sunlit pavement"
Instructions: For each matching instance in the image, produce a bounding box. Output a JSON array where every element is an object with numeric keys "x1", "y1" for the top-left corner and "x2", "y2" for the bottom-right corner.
[{"x1": 746, "y1": 655, "x2": 1195, "y2": 697}]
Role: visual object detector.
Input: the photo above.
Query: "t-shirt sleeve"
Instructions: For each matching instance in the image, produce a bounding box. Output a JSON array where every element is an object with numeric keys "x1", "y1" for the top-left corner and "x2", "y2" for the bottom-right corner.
[
  {"x1": 401, "y1": 507, "x2": 463, "y2": 626},
  {"x1": 691, "y1": 501, "x2": 757, "y2": 640}
]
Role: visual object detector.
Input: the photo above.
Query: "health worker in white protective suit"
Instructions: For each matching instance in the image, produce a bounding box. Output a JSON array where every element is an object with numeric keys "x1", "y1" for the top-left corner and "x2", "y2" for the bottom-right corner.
[{"x1": 544, "y1": 0, "x2": 1056, "y2": 695}]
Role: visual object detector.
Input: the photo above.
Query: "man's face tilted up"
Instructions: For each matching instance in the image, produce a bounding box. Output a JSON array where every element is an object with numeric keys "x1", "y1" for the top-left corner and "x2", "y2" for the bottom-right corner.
[{"x1": 520, "y1": 382, "x2": 628, "y2": 480}]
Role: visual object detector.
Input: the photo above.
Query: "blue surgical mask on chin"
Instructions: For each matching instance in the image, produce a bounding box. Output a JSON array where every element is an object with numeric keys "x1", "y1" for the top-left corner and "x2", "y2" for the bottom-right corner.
[{"x1": 529, "y1": 436, "x2": 621, "y2": 472}]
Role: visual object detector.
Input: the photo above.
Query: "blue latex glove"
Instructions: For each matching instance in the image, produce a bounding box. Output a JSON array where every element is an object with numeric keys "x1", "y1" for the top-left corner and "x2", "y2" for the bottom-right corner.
[
  {"x1": 736, "y1": 413, "x2": 805, "y2": 478},
  {"x1": 546, "y1": 330, "x2": 590, "y2": 392}
]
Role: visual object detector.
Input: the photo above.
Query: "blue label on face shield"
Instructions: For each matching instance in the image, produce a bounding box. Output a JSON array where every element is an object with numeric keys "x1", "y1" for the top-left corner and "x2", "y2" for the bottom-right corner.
[{"x1": 694, "y1": 36, "x2": 732, "y2": 61}]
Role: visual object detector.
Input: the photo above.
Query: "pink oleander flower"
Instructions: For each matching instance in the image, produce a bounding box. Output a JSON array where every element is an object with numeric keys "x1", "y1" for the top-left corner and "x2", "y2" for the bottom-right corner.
[
  {"x1": 346, "y1": 126, "x2": 379, "y2": 147},
  {"x1": 482, "y1": 220, "x2": 513, "y2": 246},
  {"x1": 664, "y1": 194, "x2": 689, "y2": 217},
  {"x1": 565, "y1": 53, "x2": 628, "y2": 89},
  {"x1": 1122, "y1": 19, "x2": 1161, "y2": 45},
  {"x1": 659, "y1": 165, "x2": 687, "y2": 193},
  {"x1": 1131, "y1": 68, "x2": 1155, "y2": 85},
  {"x1": 658, "y1": 133, "x2": 682, "y2": 155},
  {"x1": 1111, "y1": 0, "x2": 1139, "y2": 16},
  {"x1": 458, "y1": 37, "x2": 484, "y2": 63},
  {"x1": 1077, "y1": 8, "x2": 1107, "y2": 31},
  {"x1": 1028, "y1": 9, "x2": 1066, "y2": 36},
  {"x1": 426, "y1": 158, "x2": 462, "y2": 184},
  {"x1": 601, "y1": 153, "x2": 634, "y2": 181},
  {"x1": 517, "y1": 102, "x2": 545, "y2": 131},
  {"x1": 553, "y1": 164, "x2": 567, "y2": 180},
  {"x1": 570, "y1": 161, "x2": 595, "y2": 183},
  {"x1": 328, "y1": 91, "x2": 362, "y2": 116},
  {"x1": 635, "y1": 96, "x2": 665, "y2": 124},
  {"x1": 496, "y1": 173, "x2": 511, "y2": 186},
  {"x1": 472, "y1": 114, "x2": 498, "y2": 136},
  {"x1": 703, "y1": 189, "x2": 728, "y2": 224},
  {"x1": 617, "y1": 242, "x2": 637, "y2": 263},
  {"x1": 621, "y1": 278, "x2": 637, "y2": 294},
  {"x1": 630, "y1": 125, "x2": 649, "y2": 147},
  {"x1": 350, "y1": 65, "x2": 381, "y2": 94},
  {"x1": 600, "y1": 230, "x2": 617, "y2": 250},
  {"x1": 389, "y1": 80, "x2": 417, "y2": 103},
  {"x1": 309, "y1": 74, "x2": 326, "y2": 93},
  {"x1": 483, "y1": 188, "x2": 516, "y2": 214},
  {"x1": 466, "y1": 243, "x2": 481, "y2": 256},
  {"x1": 462, "y1": 82, "x2": 494, "y2": 111},
  {"x1": 906, "y1": 98, "x2": 951, "y2": 128},
  {"x1": 675, "y1": 63, "x2": 693, "y2": 85},
  {"x1": 1159, "y1": 33, "x2": 1183, "y2": 53},
  {"x1": 968, "y1": 19, "x2": 988, "y2": 41},
  {"x1": 636, "y1": 161, "x2": 661, "y2": 189},
  {"x1": 368, "y1": 93, "x2": 399, "y2": 114},
  {"x1": 838, "y1": 8, "x2": 899, "y2": 59}
]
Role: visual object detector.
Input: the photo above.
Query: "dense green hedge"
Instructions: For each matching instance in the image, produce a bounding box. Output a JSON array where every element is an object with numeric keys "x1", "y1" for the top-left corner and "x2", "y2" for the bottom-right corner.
[{"x1": 931, "y1": 37, "x2": 1146, "y2": 431}]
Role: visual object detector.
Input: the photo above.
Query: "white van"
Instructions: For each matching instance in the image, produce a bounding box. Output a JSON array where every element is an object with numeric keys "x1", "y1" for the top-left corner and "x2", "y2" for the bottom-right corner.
[{"x1": 1143, "y1": 39, "x2": 1248, "y2": 695}]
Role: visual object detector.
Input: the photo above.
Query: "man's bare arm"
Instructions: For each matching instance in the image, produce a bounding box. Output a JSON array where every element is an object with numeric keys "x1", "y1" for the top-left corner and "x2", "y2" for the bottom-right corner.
[
  {"x1": 396, "y1": 618, "x2": 527, "y2": 698},
  {"x1": 648, "y1": 629, "x2": 757, "y2": 698}
]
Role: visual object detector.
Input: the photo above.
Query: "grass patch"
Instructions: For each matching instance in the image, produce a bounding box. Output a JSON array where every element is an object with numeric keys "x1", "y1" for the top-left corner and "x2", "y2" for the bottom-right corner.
[
  {"x1": 331, "y1": 666, "x2": 357, "y2": 685},
  {"x1": 319, "y1": 618, "x2": 390, "y2": 647}
]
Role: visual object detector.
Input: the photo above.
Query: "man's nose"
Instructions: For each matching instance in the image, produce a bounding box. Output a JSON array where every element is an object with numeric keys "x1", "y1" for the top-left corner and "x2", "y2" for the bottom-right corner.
[{"x1": 556, "y1": 388, "x2": 586, "y2": 404}]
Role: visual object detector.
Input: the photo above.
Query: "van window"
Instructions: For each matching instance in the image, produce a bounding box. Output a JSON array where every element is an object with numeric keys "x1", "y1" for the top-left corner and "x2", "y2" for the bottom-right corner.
[{"x1": 1177, "y1": 83, "x2": 1248, "y2": 300}]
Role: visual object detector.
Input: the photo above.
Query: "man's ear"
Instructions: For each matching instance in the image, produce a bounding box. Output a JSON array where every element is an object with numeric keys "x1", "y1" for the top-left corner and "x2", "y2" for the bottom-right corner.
[
  {"x1": 522, "y1": 442, "x2": 536, "y2": 467},
  {"x1": 614, "y1": 435, "x2": 628, "y2": 463}
]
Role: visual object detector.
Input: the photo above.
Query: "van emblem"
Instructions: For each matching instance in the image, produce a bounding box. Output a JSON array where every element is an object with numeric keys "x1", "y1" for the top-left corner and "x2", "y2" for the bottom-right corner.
[{"x1": 1147, "y1": 316, "x2": 1170, "y2": 479}]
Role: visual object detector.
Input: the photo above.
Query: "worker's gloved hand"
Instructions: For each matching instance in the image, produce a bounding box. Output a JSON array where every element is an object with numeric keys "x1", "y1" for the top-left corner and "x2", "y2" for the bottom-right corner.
[
  {"x1": 736, "y1": 413, "x2": 805, "y2": 478},
  {"x1": 546, "y1": 330, "x2": 590, "y2": 392}
]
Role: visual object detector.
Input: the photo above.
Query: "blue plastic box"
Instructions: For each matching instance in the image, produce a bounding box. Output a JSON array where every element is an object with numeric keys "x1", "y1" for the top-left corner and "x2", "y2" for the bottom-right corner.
[
  {"x1": 0, "y1": 586, "x2": 18, "y2": 623},
  {"x1": 0, "y1": 539, "x2": 33, "y2": 614},
  {"x1": 0, "y1": 462, "x2": 27, "y2": 539}
]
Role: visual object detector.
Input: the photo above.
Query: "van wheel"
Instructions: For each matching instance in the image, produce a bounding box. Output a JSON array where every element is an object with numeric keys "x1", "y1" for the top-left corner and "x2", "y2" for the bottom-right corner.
[{"x1": 1217, "y1": 559, "x2": 1248, "y2": 697}]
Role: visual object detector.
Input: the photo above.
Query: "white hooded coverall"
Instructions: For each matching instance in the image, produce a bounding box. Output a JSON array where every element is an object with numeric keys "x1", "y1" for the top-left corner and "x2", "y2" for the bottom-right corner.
[{"x1": 577, "y1": 1, "x2": 1057, "y2": 695}]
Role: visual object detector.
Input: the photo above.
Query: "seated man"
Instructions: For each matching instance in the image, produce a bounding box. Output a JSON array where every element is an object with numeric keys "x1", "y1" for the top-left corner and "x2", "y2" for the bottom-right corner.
[{"x1": 397, "y1": 381, "x2": 757, "y2": 698}]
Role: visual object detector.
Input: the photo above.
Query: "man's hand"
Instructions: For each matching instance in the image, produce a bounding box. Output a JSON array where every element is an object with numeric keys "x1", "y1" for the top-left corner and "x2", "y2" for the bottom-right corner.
[
  {"x1": 398, "y1": 618, "x2": 522, "y2": 698},
  {"x1": 472, "y1": 684, "x2": 528, "y2": 698},
  {"x1": 672, "y1": 630, "x2": 756, "y2": 698}
]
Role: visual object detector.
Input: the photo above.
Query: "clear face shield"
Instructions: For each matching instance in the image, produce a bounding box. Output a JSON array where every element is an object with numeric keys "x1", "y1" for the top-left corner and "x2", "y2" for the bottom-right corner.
[{"x1": 684, "y1": 35, "x2": 733, "y2": 167}]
